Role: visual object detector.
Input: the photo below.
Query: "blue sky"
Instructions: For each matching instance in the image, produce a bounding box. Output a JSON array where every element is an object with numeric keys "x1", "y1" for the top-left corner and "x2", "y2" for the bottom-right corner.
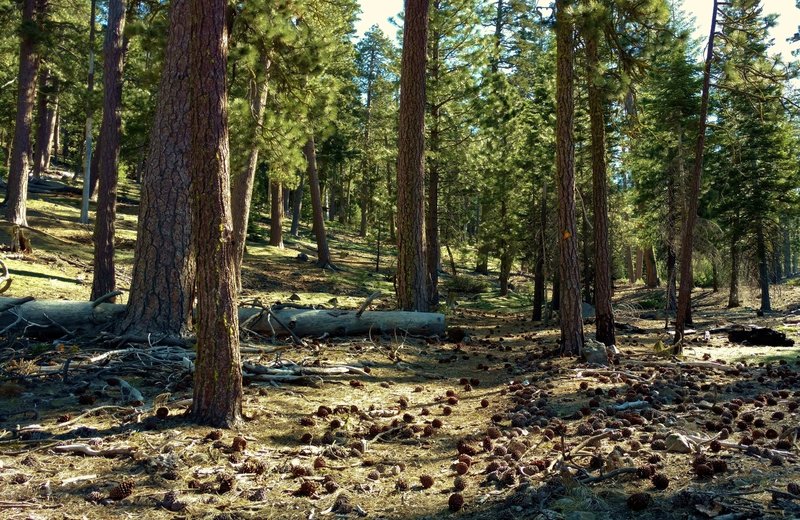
[{"x1": 355, "y1": 0, "x2": 800, "y2": 60}]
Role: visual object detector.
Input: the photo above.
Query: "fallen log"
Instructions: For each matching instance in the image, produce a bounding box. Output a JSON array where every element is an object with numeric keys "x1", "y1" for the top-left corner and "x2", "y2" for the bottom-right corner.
[{"x1": 0, "y1": 297, "x2": 446, "y2": 339}]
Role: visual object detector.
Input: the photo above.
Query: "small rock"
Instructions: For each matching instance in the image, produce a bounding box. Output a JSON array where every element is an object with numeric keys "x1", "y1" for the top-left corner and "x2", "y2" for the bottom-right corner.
[
  {"x1": 665, "y1": 433, "x2": 692, "y2": 453},
  {"x1": 289, "y1": 293, "x2": 302, "y2": 301},
  {"x1": 583, "y1": 339, "x2": 609, "y2": 366},
  {"x1": 296, "y1": 253, "x2": 309, "y2": 262}
]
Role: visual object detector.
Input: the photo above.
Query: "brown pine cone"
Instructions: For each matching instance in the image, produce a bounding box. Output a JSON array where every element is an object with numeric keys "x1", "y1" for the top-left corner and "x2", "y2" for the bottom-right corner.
[{"x1": 108, "y1": 479, "x2": 135, "y2": 500}]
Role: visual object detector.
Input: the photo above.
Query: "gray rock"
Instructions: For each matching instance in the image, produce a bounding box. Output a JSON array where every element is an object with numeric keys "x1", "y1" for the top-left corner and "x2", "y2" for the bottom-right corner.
[{"x1": 583, "y1": 339, "x2": 609, "y2": 366}]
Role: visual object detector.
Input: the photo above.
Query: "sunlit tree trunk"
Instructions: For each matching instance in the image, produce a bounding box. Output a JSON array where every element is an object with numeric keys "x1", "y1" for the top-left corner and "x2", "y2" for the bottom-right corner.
[
  {"x1": 395, "y1": 0, "x2": 430, "y2": 311},
  {"x1": 555, "y1": 0, "x2": 584, "y2": 355},
  {"x1": 123, "y1": 0, "x2": 194, "y2": 337},
  {"x1": 188, "y1": 0, "x2": 242, "y2": 428},
  {"x1": 91, "y1": 0, "x2": 126, "y2": 300},
  {"x1": 304, "y1": 137, "x2": 332, "y2": 268}
]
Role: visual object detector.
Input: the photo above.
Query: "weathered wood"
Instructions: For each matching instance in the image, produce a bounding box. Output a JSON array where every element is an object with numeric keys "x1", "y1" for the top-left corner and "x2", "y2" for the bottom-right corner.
[{"x1": 0, "y1": 298, "x2": 446, "y2": 338}]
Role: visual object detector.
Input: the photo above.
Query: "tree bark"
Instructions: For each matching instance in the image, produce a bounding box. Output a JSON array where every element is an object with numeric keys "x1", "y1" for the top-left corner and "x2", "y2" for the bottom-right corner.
[
  {"x1": 33, "y1": 68, "x2": 58, "y2": 179},
  {"x1": 585, "y1": 29, "x2": 615, "y2": 345},
  {"x1": 123, "y1": 0, "x2": 194, "y2": 338},
  {"x1": 269, "y1": 181, "x2": 283, "y2": 248},
  {"x1": 634, "y1": 248, "x2": 644, "y2": 282},
  {"x1": 555, "y1": 0, "x2": 583, "y2": 356},
  {"x1": 675, "y1": 0, "x2": 718, "y2": 351},
  {"x1": 303, "y1": 136, "x2": 332, "y2": 268},
  {"x1": 644, "y1": 245, "x2": 659, "y2": 287},
  {"x1": 188, "y1": 0, "x2": 242, "y2": 428},
  {"x1": 4, "y1": 0, "x2": 44, "y2": 252},
  {"x1": 231, "y1": 54, "x2": 270, "y2": 289},
  {"x1": 91, "y1": 0, "x2": 126, "y2": 301},
  {"x1": 625, "y1": 246, "x2": 634, "y2": 283},
  {"x1": 395, "y1": 0, "x2": 430, "y2": 312}
]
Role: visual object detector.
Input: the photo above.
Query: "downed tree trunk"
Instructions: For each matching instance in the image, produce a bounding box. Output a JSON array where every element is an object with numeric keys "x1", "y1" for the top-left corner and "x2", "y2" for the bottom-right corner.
[{"x1": 0, "y1": 297, "x2": 446, "y2": 338}]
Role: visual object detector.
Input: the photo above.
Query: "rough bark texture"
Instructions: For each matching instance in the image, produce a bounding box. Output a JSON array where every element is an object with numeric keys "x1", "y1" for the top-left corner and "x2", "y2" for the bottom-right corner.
[
  {"x1": 269, "y1": 181, "x2": 283, "y2": 248},
  {"x1": 675, "y1": 0, "x2": 718, "y2": 350},
  {"x1": 304, "y1": 137, "x2": 332, "y2": 268},
  {"x1": 4, "y1": 0, "x2": 43, "y2": 252},
  {"x1": 585, "y1": 31, "x2": 615, "y2": 346},
  {"x1": 91, "y1": 0, "x2": 126, "y2": 301},
  {"x1": 188, "y1": 0, "x2": 242, "y2": 428},
  {"x1": 532, "y1": 180, "x2": 547, "y2": 321},
  {"x1": 33, "y1": 68, "x2": 58, "y2": 178},
  {"x1": 123, "y1": 0, "x2": 194, "y2": 337},
  {"x1": 231, "y1": 55, "x2": 270, "y2": 286},
  {"x1": 555, "y1": 0, "x2": 583, "y2": 356},
  {"x1": 395, "y1": 0, "x2": 430, "y2": 312}
]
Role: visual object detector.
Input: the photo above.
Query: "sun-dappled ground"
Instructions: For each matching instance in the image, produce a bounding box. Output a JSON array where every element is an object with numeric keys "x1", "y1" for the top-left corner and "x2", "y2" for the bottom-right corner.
[{"x1": 0, "y1": 185, "x2": 799, "y2": 519}]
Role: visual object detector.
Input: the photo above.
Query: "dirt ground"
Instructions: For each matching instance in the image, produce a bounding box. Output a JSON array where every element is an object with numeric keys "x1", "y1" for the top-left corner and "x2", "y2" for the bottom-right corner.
[{"x1": 0, "y1": 188, "x2": 799, "y2": 519}]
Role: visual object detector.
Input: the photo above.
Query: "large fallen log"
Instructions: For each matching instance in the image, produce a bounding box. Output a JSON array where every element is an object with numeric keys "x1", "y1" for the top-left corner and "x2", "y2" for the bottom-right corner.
[{"x1": 0, "y1": 297, "x2": 446, "y2": 338}]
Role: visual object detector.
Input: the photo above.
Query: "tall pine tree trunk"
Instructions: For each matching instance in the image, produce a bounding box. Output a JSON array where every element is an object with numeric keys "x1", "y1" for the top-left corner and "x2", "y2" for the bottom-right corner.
[
  {"x1": 269, "y1": 181, "x2": 283, "y2": 248},
  {"x1": 290, "y1": 174, "x2": 304, "y2": 237},
  {"x1": 123, "y1": 0, "x2": 194, "y2": 337},
  {"x1": 91, "y1": 0, "x2": 126, "y2": 301},
  {"x1": 644, "y1": 246, "x2": 659, "y2": 287},
  {"x1": 675, "y1": 0, "x2": 718, "y2": 351},
  {"x1": 395, "y1": 0, "x2": 429, "y2": 312},
  {"x1": 426, "y1": 11, "x2": 441, "y2": 308},
  {"x1": 585, "y1": 29, "x2": 615, "y2": 345},
  {"x1": 304, "y1": 137, "x2": 332, "y2": 268},
  {"x1": 625, "y1": 246, "x2": 635, "y2": 283},
  {"x1": 555, "y1": 0, "x2": 584, "y2": 356},
  {"x1": 4, "y1": 0, "x2": 44, "y2": 252},
  {"x1": 188, "y1": 0, "x2": 242, "y2": 428},
  {"x1": 728, "y1": 234, "x2": 740, "y2": 308},
  {"x1": 33, "y1": 68, "x2": 58, "y2": 179},
  {"x1": 231, "y1": 54, "x2": 270, "y2": 289}
]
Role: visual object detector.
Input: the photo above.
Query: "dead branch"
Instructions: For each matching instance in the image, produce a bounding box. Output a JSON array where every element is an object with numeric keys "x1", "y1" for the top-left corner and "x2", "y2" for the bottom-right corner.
[{"x1": 52, "y1": 443, "x2": 136, "y2": 457}]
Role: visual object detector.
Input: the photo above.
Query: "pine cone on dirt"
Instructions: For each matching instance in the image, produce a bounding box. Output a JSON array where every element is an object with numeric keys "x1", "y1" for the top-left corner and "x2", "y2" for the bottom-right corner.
[{"x1": 108, "y1": 479, "x2": 135, "y2": 500}]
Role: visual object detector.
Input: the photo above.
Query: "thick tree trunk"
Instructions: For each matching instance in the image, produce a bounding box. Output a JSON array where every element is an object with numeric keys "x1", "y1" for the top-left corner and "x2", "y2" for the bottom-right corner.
[
  {"x1": 4, "y1": 0, "x2": 43, "y2": 252},
  {"x1": 532, "y1": 179, "x2": 547, "y2": 321},
  {"x1": 644, "y1": 245, "x2": 659, "y2": 287},
  {"x1": 33, "y1": 68, "x2": 58, "y2": 179},
  {"x1": 555, "y1": 0, "x2": 583, "y2": 356},
  {"x1": 585, "y1": 31, "x2": 615, "y2": 346},
  {"x1": 395, "y1": 0, "x2": 430, "y2": 312},
  {"x1": 91, "y1": 0, "x2": 126, "y2": 301},
  {"x1": 387, "y1": 161, "x2": 396, "y2": 243},
  {"x1": 303, "y1": 136, "x2": 332, "y2": 268},
  {"x1": 756, "y1": 222, "x2": 771, "y2": 312},
  {"x1": 188, "y1": 0, "x2": 242, "y2": 428},
  {"x1": 728, "y1": 236, "x2": 740, "y2": 308},
  {"x1": 675, "y1": 0, "x2": 718, "y2": 350},
  {"x1": 231, "y1": 55, "x2": 270, "y2": 289},
  {"x1": 0, "y1": 298, "x2": 446, "y2": 339},
  {"x1": 269, "y1": 181, "x2": 283, "y2": 248},
  {"x1": 123, "y1": 0, "x2": 194, "y2": 338}
]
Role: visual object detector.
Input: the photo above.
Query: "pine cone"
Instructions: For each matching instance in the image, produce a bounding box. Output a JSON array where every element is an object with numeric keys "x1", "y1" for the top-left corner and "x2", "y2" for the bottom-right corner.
[
  {"x1": 85, "y1": 490, "x2": 104, "y2": 503},
  {"x1": 217, "y1": 472, "x2": 235, "y2": 493},
  {"x1": 108, "y1": 479, "x2": 135, "y2": 500}
]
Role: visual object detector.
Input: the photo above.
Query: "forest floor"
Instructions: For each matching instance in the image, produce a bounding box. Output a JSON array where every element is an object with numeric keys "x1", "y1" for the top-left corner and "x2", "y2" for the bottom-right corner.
[{"x1": 0, "y1": 181, "x2": 799, "y2": 519}]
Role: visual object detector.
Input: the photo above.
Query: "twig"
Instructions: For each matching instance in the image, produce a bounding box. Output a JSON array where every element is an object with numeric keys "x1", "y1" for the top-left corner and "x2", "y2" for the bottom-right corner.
[
  {"x1": 91, "y1": 291, "x2": 123, "y2": 307},
  {"x1": 52, "y1": 444, "x2": 136, "y2": 457},
  {"x1": 577, "y1": 466, "x2": 638, "y2": 484},
  {"x1": 355, "y1": 292, "x2": 381, "y2": 318},
  {"x1": 51, "y1": 405, "x2": 132, "y2": 429}
]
